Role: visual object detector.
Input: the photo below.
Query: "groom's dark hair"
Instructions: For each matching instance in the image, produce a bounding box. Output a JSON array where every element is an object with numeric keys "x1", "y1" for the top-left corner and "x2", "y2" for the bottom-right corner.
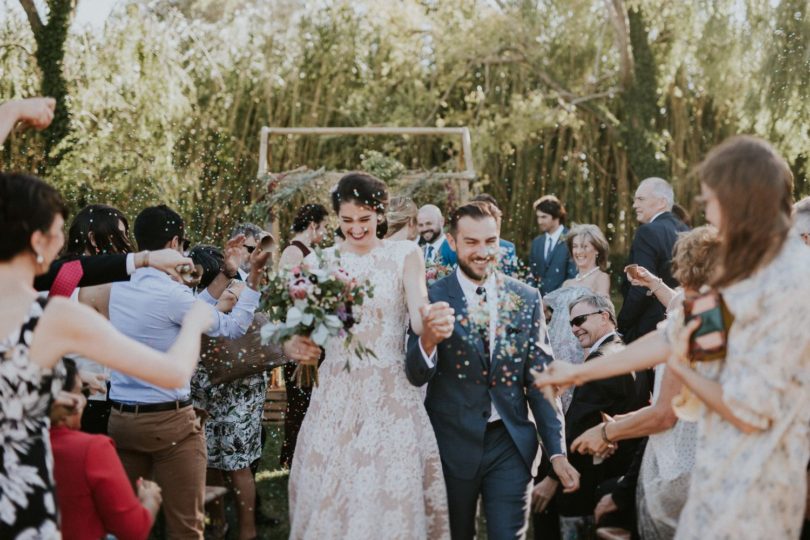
[{"x1": 447, "y1": 201, "x2": 502, "y2": 237}]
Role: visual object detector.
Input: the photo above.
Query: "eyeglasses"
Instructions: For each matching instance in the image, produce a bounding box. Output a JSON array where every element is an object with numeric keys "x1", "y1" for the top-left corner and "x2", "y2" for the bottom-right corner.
[
  {"x1": 569, "y1": 311, "x2": 603, "y2": 327},
  {"x1": 245, "y1": 245, "x2": 256, "y2": 253}
]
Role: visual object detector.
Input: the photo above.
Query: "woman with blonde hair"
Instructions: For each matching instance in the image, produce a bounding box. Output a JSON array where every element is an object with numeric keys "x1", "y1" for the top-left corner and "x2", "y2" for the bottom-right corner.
[{"x1": 385, "y1": 196, "x2": 418, "y2": 241}]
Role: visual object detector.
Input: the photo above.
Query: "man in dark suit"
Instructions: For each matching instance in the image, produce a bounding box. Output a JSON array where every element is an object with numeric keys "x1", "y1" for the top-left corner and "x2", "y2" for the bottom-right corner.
[
  {"x1": 618, "y1": 178, "x2": 689, "y2": 343},
  {"x1": 406, "y1": 201, "x2": 580, "y2": 540},
  {"x1": 552, "y1": 294, "x2": 648, "y2": 538},
  {"x1": 529, "y1": 195, "x2": 577, "y2": 295}
]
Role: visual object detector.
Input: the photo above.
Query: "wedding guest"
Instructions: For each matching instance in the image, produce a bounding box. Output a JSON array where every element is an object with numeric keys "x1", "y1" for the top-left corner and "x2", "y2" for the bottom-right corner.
[
  {"x1": 417, "y1": 203, "x2": 448, "y2": 263},
  {"x1": 385, "y1": 196, "x2": 419, "y2": 241},
  {"x1": 106, "y1": 205, "x2": 270, "y2": 539},
  {"x1": 574, "y1": 226, "x2": 720, "y2": 539},
  {"x1": 51, "y1": 359, "x2": 160, "y2": 540},
  {"x1": 793, "y1": 196, "x2": 810, "y2": 246},
  {"x1": 192, "y1": 245, "x2": 313, "y2": 540},
  {"x1": 278, "y1": 204, "x2": 329, "y2": 269},
  {"x1": 553, "y1": 295, "x2": 647, "y2": 538},
  {"x1": 529, "y1": 195, "x2": 577, "y2": 295},
  {"x1": 230, "y1": 223, "x2": 264, "y2": 280},
  {"x1": 542, "y1": 224, "x2": 611, "y2": 409},
  {"x1": 617, "y1": 177, "x2": 688, "y2": 343},
  {"x1": 0, "y1": 97, "x2": 55, "y2": 144},
  {"x1": 0, "y1": 172, "x2": 212, "y2": 539},
  {"x1": 279, "y1": 204, "x2": 329, "y2": 469},
  {"x1": 535, "y1": 136, "x2": 810, "y2": 539},
  {"x1": 63, "y1": 204, "x2": 135, "y2": 434}
]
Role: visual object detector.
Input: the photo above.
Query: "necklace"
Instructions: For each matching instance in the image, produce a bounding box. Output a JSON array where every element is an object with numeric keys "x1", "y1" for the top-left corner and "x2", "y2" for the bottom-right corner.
[{"x1": 575, "y1": 266, "x2": 599, "y2": 281}]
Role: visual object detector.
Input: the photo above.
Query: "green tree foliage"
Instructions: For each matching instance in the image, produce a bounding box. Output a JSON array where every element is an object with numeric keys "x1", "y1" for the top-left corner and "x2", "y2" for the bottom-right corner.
[{"x1": 1, "y1": 0, "x2": 807, "y2": 254}]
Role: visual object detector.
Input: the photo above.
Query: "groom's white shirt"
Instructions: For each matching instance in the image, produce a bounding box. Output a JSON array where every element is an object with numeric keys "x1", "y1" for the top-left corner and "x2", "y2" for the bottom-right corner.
[{"x1": 421, "y1": 268, "x2": 501, "y2": 423}]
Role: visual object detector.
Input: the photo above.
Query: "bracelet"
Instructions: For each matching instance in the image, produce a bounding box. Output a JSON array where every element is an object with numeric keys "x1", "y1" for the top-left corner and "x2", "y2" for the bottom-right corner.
[
  {"x1": 600, "y1": 422, "x2": 614, "y2": 445},
  {"x1": 646, "y1": 278, "x2": 664, "y2": 297}
]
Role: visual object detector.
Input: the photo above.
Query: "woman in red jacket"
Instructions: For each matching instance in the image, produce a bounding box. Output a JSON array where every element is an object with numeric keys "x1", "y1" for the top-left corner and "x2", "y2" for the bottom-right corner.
[{"x1": 50, "y1": 360, "x2": 162, "y2": 540}]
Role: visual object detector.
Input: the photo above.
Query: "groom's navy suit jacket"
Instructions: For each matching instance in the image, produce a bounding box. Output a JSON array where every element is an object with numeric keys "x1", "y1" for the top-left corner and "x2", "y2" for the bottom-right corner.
[{"x1": 405, "y1": 272, "x2": 566, "y2": 480}]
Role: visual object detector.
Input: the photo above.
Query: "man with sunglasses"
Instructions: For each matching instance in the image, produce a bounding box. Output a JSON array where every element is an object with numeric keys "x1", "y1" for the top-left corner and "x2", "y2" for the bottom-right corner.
[
  {"x1": 542, "y1": 294, "x2": 649, "y2": 538},
  {"x1": 229, "y1": 223, "x2": 264, "y2": 280}
]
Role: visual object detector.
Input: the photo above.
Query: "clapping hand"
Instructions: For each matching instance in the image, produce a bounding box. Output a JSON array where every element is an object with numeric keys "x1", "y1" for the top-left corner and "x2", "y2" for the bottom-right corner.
[
  {"x1": 624, "y1": 264, "x2": 657, "y2": 288},
  {"x1": 79, "y1": 370, "x2": 108, "y2": 396},
  {"x1": 146, "y1": 249, "x2": 195, "y2": 281},
  {"x1": 223, "y1": 234, "x2": 246, "y2": 278}
]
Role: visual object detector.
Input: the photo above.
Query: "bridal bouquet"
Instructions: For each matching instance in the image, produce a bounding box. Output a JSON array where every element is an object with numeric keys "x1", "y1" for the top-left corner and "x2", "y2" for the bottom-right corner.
[{"x1": 260, "y1": 251, "x2": 375, "y2": 387}]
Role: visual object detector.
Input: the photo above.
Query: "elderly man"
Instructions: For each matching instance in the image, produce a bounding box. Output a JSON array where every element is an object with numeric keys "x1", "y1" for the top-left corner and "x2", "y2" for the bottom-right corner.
[
  {"x1": 536, "y1": 294, "x2": 648, "y2": 539},
  {"x1": 617, "y1": 178, "x2": 688, "y2": 343},
  {"x1": 794, "y1": 197, "x2": 810, "y2": 246},
  {"x1": 417, "y1": 204, "x2": 447, "y2": 264}
]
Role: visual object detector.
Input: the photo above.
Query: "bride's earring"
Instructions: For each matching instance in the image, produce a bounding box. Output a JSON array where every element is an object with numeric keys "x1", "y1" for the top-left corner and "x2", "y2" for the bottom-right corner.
[{"x1": 35, "y1": 252, "x2": 44, "y2": 265}]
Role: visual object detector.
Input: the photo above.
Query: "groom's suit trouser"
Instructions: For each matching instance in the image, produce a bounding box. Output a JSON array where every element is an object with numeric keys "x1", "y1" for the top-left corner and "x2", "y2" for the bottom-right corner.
[{"x1": 444, "y1": 421, "x2": 532, "y2": 540}]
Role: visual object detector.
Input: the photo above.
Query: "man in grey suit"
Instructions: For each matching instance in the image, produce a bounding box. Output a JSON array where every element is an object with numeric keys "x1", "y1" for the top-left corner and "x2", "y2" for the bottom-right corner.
[
  {"x1": 407, "y1": 201, "x2": 580, "y2": 540},
  {"x1": 529, "y1": 195, "x2": 577, "y2": 295}
]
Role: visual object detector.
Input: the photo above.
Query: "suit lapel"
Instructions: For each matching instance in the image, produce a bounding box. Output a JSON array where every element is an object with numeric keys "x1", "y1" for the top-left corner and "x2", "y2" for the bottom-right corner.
[
  {"x1": 447, "y1": 273, "x2": 488, "y2": 370},
  {"x1": 542, "y1": 227, "x2": 567, "y2": 272}
]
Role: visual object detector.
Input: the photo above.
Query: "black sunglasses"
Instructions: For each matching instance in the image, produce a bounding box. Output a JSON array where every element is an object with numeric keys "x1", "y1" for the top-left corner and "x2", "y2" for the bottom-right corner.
[
  {"x1": 569, "y1": 311, "x2": 603, "y2": 327},
  {"x1": 245, "y1": 245, "x2": 256, "y2": 253}
]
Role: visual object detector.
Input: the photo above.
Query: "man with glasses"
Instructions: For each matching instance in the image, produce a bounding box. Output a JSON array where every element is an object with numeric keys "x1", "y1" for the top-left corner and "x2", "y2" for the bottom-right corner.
[
  {"x1": 541, "y1": 294, "x2": 649, "y2": 539},
  {"x1": 229, "y1": 223, "x2": 264, "y2": 280}
]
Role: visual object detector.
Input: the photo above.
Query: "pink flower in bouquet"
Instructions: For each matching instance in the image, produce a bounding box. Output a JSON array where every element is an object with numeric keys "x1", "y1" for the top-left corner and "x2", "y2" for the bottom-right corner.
[{"x1": 289, "y1": 278, "x2": 311, "y2": 300}]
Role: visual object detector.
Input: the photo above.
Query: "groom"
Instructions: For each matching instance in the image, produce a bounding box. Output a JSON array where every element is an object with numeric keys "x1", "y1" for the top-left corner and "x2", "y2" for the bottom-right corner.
[{"x1": 406, "y1": 201, "x2": 580, "y2": 539}]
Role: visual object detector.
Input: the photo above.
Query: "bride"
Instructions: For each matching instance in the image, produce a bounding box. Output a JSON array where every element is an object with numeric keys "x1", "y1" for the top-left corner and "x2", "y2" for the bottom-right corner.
[{"x1": 288, "y1": 173, "x2": 450, "y2": 539}]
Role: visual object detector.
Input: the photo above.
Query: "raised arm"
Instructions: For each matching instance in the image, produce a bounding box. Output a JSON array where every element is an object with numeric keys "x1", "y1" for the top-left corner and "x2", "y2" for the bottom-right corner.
[
  {"x1": 0, "y1": 97, "x2": 55, "y2": 144},
  {"x1": 31, "y1": 297, "x2": 212, "y2": 389},
  {"x1": 403, "y1": 246, "x2": 430, "y2": 336},
  {"x1": 534, "y1": 329, "x2": 671, "y2": 391}
]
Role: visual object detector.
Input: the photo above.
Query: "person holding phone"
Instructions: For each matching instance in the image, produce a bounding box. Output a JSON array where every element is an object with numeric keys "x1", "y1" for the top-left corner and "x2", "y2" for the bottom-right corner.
[{"x1": 533, "y1": 136, "x2": 810, "y2": 539}]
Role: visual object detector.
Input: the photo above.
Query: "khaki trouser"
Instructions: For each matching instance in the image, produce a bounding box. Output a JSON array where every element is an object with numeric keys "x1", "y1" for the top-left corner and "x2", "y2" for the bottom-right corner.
[{"x1": 108, "y1": 405, "x2": 207, "y2": 539}]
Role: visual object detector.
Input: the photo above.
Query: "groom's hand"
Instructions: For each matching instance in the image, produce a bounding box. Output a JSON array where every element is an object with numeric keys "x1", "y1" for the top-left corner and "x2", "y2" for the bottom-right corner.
[
  {"x1": 419, "y1": 302, "x2": 455, "y2": 356},
  {"x1": 550, "y1": 455, "x2": 580, "y2": 493}
]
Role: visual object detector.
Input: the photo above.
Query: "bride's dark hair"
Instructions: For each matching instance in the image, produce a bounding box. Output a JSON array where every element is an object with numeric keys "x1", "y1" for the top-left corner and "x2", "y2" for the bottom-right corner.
[{"x1": 331, "y1": 172, "x2": 389, "y2": 239}]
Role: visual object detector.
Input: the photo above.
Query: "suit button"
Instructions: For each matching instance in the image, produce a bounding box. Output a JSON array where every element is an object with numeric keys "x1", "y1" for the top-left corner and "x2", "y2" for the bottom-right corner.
[{"x1": 482, "y1": 411, "x2": 489, "y2": 419}]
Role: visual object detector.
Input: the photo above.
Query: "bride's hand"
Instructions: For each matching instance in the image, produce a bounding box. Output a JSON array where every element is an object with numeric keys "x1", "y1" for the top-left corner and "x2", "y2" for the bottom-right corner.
[
  {"x1": 283, "y1": 335, "x2": 322, "y2": 366},
  {"x1": 419, "y1": 302, "x2": 455, "y2": 352},
  {"x1": 531, "y1": 360, "x2": 584, "y2": 392}
]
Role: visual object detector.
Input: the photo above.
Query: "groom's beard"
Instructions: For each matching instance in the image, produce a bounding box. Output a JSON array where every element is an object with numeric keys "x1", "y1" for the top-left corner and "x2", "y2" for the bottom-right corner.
[{"x1": 457, "y1": 255, "x2": 495, "y2": 283}]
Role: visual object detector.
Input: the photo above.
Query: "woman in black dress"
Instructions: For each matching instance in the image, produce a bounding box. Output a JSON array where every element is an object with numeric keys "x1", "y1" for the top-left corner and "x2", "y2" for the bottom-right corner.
[{"x1": 278, "y1": 203, "x2": 328, "y2": 467}]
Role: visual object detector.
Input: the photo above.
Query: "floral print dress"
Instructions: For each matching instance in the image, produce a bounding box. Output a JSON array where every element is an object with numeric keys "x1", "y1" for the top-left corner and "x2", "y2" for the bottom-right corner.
[
  {"x1": 0, "y1": 298, "x2": 65, "y2": 539},
  {"x1": 669, "y1": 236, "x2": 810, "y2": 539}
]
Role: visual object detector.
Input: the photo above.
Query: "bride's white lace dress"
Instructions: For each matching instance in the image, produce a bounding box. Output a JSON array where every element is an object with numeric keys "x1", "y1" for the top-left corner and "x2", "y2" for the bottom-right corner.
[{"x1": 288, "y1": 240, "x2": 450, "y2": 540}]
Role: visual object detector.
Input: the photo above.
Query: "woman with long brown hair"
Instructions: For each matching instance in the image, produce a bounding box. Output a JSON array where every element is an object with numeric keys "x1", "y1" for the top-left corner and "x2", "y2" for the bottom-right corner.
[{"x1": 534, "y1": 136, "x2": 810, "y2": 539}]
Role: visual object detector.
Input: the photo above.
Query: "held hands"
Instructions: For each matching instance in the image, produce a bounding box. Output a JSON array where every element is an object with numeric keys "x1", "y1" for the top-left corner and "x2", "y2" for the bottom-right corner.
[
  {"x1": 418, "y1": 302, "x2": 455, "y2": 355},
  {"x1": 283, "y1": 335, "x2": 322, "y2": 366},
  {"x1": 550, "y1": 455, "x2": 580, "y2": 493}
]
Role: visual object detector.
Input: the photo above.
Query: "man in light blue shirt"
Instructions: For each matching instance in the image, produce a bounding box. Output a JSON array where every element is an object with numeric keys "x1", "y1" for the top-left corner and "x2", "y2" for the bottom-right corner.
[{"x1": 106, "y1": 205, "x2": 319, "y2": 539}]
